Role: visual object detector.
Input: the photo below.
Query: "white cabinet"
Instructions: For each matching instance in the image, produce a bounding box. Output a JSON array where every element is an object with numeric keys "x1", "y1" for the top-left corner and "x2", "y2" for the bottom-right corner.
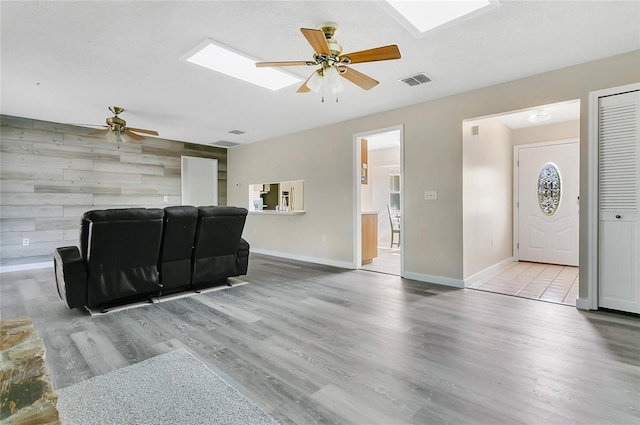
[{"x1": 597, "y1": 89, "x2": 640, "y2": 313}]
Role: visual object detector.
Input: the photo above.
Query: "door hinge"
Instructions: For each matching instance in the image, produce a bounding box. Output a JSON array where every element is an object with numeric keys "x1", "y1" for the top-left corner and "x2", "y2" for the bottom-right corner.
[
  {"x1": 516, "y1": 201, "x2": 519, "y2": 208},
  {"x1": 517, "y1": 242, "x2": 519, "y2": 249}
]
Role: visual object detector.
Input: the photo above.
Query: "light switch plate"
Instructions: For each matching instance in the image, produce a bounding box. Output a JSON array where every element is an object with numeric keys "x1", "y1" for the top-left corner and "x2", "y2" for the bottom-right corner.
[{"x1": 424, "y1": 190, "x2": 438, "y2": 200}]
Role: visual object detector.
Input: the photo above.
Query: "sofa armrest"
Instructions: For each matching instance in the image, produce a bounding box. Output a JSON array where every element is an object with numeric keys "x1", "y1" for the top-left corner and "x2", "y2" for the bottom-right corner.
[
  {"x1": 236, "y1": 238, "x2": 250, "y2": 275},
  {"x1": 53, "y1": 246, "x2": 87, "y2": 309}
]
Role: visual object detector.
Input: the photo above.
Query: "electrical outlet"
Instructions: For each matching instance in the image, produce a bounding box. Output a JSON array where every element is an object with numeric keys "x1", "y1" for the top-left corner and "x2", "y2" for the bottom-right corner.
[
  {"x1": 22, "y1": 238, "x2": 30, "y2": 246},
  {"x1": 163, "y1": 195, "x2": 169, "y2": 203},
  {"x1": 322, "y1": 234, "x2": 327, "y2": 242},
  {"x1": 424, "y1": 190, "x2": 438, "y2": 200}
]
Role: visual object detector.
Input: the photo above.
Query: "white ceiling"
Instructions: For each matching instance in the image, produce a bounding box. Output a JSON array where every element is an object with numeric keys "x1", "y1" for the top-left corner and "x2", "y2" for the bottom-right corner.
[
  {"x1": 1, "y1": 1, "x2": 638, "y2": 147},
  {"x1": 496, "y1": 99, "x2": 581, "y2": 129},
  {"x1": 366, "y1": 130, "x2": 401, "y2": 150}
]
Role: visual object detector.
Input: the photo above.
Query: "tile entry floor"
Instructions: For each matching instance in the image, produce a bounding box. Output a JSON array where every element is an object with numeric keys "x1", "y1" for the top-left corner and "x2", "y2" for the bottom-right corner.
[{"x1": 468, "y1": 261, "x2": 579, "y2": 306}]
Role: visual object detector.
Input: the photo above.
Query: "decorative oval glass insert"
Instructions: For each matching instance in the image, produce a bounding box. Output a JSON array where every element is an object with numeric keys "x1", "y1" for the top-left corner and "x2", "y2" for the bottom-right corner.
[{"x1": 537, "y1": 163, "x2": 561, "y2": 216}]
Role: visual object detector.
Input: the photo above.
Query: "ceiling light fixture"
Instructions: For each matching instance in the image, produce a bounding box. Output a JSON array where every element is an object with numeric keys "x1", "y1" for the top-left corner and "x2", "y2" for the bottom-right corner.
[
  {"x1": 304, "y1": 66, "x2": 344, "y2": 103},
  {"x1": 383, "y1": 0, "x2": 499, "y2": 37},
  {"x1": 183, "y1": 39, "x2": 301, "y2": 91},
  {"x1": 527, "y1": 110, "x2": 552, "y2": 123},
  {"x1": 105, "y1": 129, "x2": 133, "y2": 144}
]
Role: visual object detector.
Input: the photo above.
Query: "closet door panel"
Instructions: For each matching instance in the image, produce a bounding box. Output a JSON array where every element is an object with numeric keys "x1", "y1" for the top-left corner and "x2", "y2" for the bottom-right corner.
[{"x1": 598, "y1": 90, "x2": 640, "y2": 313}]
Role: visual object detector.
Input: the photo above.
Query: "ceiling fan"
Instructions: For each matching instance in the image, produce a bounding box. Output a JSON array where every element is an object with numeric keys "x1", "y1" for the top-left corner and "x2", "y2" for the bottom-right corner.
[
  {"x1": 256, "y1": 23, "x2": 401, "y2": 99},
  {"x1": 89, "y1": 106, "x2": 159, "y2": 142}
]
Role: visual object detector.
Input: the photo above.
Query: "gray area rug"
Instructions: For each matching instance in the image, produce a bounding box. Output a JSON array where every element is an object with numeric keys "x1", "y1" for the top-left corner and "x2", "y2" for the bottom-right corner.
[{"x1": 56, "y1": 350, "x2": 280, "y2": 425}]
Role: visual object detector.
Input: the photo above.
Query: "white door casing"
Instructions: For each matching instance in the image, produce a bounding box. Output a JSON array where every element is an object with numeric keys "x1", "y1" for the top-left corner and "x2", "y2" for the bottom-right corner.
[{"x1": 516, "y1": 141, "x2": 580, "y2": 266}]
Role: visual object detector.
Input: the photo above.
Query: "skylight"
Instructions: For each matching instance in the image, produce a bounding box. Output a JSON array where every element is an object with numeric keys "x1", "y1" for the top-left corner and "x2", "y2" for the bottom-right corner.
[
  {"x1": 384, "y1": 0, "x2": 497, "y2": 36},
  {"x1": 184, "y1": 40, "x2": 301, "y2": 91}
]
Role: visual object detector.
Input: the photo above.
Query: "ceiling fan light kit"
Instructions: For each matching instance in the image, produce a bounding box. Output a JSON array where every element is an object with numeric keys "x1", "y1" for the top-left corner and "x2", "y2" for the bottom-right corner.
[
  {"x1": 256, "y1": 22, "x2": 401, "y2": 102},
  {"x1": 89, "y1": 106, "x2": 159, "y2": 144}
]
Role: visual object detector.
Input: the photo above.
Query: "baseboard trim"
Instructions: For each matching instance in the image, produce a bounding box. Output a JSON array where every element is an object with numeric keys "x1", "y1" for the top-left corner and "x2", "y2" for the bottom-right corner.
[
  {"x1": 251, "y1": 248, "x2": 354, "y2": 270},
  {"x1": 0, "y1": 261, "x2": 53, "y2": 273},
  {"x1": 402, "y1": 271, "x2": 464, "y2": 288},
  {"x1": 575, "y1": 297, "x2": 593, "y2": 310},
  {"x1": 463, "y1": 257, "x2": 515, "y2": 287}
]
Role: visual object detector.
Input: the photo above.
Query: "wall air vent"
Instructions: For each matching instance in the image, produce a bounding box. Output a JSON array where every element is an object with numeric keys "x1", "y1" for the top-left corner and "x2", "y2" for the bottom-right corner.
[
  {"x1": 210, "y1": 140, "x2": 240, "y2": 148},
  {"x1": 400, "y1": 73, "x2": 432, "y2": 87},
  {"x1": 228, "y1": 129, "x2": 246, "y2": 135}
]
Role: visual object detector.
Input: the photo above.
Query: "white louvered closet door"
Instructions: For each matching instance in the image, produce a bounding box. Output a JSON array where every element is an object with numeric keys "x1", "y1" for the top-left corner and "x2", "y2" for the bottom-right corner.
[{"x1": 598, "y1": 89, "x2": 640, "y2": 313}]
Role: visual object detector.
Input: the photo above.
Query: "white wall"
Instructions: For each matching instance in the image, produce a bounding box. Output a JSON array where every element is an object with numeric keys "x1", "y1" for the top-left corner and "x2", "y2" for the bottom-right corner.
[
  {"x1": 228, "y1": 50, "x2": 640, "y2": 291},
  {"x1": 512, "y1": 120, "x2": 580, "y2": 146},
  {"x1": 463, "y1": 118, "x2": 513, "y2": 280},
  {"x1": 228, "y1": 124, "x2": 355, "y2": 268}
]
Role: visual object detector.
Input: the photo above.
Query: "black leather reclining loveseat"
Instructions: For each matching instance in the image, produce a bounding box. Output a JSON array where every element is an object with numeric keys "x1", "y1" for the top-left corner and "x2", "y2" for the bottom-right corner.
[{"x1": 53, "y1": 205, "x2": 249, "y2": 311}]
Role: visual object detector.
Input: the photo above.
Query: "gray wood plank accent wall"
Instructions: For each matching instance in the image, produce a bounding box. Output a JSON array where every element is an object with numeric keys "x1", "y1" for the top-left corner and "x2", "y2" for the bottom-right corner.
[{"x1": 0, "y1": 115, "x2": 227, "y2": 266}]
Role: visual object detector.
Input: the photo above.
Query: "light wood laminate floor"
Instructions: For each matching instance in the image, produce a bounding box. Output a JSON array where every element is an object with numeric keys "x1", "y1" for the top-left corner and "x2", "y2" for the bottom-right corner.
[
  {"x1": 1, "y1": 254, "x2": 638, "y2": 424},
  {"x1": 468, "y1": 261, "x2": 579, "y2": 306}
]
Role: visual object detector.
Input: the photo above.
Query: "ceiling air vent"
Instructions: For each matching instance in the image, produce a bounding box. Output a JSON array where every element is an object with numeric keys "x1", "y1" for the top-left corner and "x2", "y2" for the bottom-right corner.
[
  {"x1": 400, "y1": 73, "x2": 431, "y2": 87},
  {"x1": 210, "y1": 140, "x2": 240, "y2": 148},
  {"x1": 228, "y1": 129, "x2": 246, "y2": 135}
]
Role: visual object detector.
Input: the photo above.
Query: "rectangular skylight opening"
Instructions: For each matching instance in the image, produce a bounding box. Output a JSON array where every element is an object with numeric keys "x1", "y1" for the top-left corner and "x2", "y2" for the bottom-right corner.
[
  {"x1": 383, "y1": 0, "x2": 499, "y2": 37},
  {"x1": 182, "y1": 39, "x2": 301, "y2": 91}
]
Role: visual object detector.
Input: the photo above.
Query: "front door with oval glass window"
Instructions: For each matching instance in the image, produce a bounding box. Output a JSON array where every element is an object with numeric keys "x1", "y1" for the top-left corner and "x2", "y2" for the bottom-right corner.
[{"x1": 517, "y1": 141, "x2": 579, "y2": 266}]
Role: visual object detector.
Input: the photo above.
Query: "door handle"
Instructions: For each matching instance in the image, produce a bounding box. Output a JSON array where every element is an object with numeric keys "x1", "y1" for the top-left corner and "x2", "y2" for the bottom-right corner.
[{"x1": 615, "y1": 215, "x2": 622, "y2": 219}]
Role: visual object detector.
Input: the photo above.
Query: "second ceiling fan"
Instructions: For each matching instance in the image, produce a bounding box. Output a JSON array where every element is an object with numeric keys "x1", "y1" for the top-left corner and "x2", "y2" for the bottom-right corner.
[{"x1": 256, "y1": 23, "x2": 401, "y2": 97}]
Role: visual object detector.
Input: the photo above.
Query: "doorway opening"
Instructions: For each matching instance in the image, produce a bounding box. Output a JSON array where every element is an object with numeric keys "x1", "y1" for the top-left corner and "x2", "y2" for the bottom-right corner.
[
  {"x1": 463, "y1": 100, "x2": 581, "y2": 306},
  {"x1": 181, "y1": 156, "x2": 218, "y2": 206},
  {"x1": 354, "y1": 126, "x2": 403, "y2": 276}
]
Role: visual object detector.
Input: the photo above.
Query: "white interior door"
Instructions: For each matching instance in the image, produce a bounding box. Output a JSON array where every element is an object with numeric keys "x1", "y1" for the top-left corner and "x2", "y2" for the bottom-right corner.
[
  {"x1": 181, "y1": 156, "x2": 218, "y2": 206},
  {"x1": 517, "y1": 141, "x2": 579, "y2": 266},
  {"x1": 598, "y1": 90, "x2": 640, "y2": 313}
]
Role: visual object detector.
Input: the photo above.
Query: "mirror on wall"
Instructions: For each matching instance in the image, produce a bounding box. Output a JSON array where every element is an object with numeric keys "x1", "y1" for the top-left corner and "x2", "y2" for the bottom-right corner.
[{"x1": 249, "y1": 180, "x2": 304, "y2": 212}]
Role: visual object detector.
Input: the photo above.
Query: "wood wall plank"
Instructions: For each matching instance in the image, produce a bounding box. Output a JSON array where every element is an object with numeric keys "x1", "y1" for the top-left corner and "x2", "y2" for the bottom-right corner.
[
  {"x1": 1, "y1": 115, "x2": 33, "y2": 129},
  {"x1": 63, "y1": 169, "x2": 142, "y2": 184},
  {"x1": 33, "y1": 141, "x2": 121, "y2": 161},
  {"x1": 0, "y1": 127, "x2": 63, "y2": 144},
  {"x1": 0, "y1": 180, "x2": 35, "y2": 193},
  {"x1": 35, "y1": 217, "x2": 83, "y2": 231},
  {"x1": 1, "y1": 193, "x2": 93, "y2": 206},
  {"x1": 1, "y1": 152, "x2": 93, "y2": 171},
  {"x1": 0, "y1": 140, "x2": 34, "y2": 154},
  {"x1": 119, "y1": 153, "x2": 181, "y2": 167},
  {"x1": 34, "y1": 180, "x2": 121, "y2": 194},
  {"x1": 93, "y1": 194, "x2": 170, "y2": 206},
  {"x1": 1, "y1": 114, "x2": 227, "y2": 265},
  {"x1": 1, "y1": 169, "x2": 63, "y2": 181},
  {"x1": 0, "y1": 219, "x2": 35, "y2": 232},
  {"x1": 62, "y1": 134, "x2": 143, "y2": 154},
  {"x1": 1, "y1": 206, "x2": 63, "y2": 218},
  {"x1": 93, "y1": 160, "x2": 165, "y2": 176},
  {"x1": 121, "y1": 183, "x2": 180, "y2": 195},
  {"x1": 0, "y1": 241, "x2": 63, "y2": 258},
  {"x1": 1, "y1": 230, "x2": 63, "y2": 245},
  {"x1": 33, "y1": 121, "x2": 94, "y2": 135}
]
